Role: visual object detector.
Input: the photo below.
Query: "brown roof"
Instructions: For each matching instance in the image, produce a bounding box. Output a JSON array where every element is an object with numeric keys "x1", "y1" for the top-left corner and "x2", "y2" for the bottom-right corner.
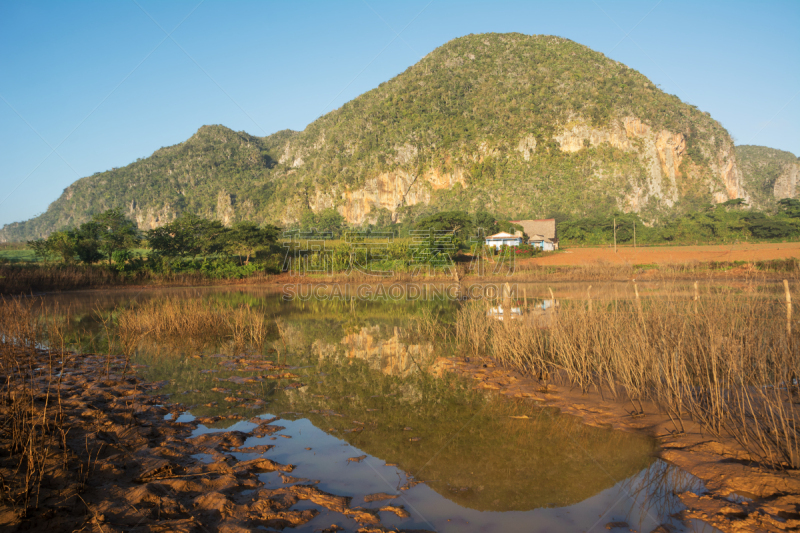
[
  {"x1": 529, "y1": 234, "x2": 554, "y2": 244},
  {"x1": 486, "y1": 232, "x2": 518, "y2": 240},
  {"x1": 511, "y1": 219, "x2": 557, "y2": 241}
]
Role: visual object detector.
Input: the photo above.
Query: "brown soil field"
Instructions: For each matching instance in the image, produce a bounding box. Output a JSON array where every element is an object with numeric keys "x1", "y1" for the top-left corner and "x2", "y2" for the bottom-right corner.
[{"x1": 523, "y1": 242, "x2": 800, "y2": 266}]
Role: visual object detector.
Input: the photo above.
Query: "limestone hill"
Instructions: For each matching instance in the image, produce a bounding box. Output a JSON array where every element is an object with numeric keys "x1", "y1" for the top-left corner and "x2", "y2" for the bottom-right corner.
[{"x1": 1, "y1": 33, "x2": 769, "y2": 241}]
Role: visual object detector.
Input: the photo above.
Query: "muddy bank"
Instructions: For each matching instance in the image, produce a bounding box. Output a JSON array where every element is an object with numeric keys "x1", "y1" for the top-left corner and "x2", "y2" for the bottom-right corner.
[
  {"x1": 0, "y1": 349, "x2": 430, "y2": 533},
  {"x1": 440, "y1": 358, "x2": 800, "y2": 532}
]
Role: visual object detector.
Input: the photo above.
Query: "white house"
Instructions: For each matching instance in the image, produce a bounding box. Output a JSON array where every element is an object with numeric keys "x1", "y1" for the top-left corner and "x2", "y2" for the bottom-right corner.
[
  {"x1": 529, "y1": 234, "x2": 557, "y2": 251},
  {"x1": 485, "y1": 232, "x2": 522, "y2": 249}
]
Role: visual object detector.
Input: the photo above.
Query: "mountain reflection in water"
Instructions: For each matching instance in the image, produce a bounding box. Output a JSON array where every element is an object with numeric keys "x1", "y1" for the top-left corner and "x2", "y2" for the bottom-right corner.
[{"x1": 36, "y1": 286, "x2": 716, "y2": 532}]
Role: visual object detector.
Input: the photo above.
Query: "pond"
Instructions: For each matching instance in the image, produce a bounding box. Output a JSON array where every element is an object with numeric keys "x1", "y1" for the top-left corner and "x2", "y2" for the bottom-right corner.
[{"x1": 38, "y1": 283, "x2": 720, "y2": 532}]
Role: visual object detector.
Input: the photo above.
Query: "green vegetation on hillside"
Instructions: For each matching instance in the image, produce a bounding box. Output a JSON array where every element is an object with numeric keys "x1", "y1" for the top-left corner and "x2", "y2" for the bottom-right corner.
[
  {"x1": 1, "y1": 33, "x2": 754, "y2": 243},
  {"x1": 1, "y1": 125, "x2": 287, "y2": 242}
]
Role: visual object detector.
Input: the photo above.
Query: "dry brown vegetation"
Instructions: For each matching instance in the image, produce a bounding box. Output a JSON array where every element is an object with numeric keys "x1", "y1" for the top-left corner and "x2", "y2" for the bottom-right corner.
[
  {"x1": 454, "y1": 284, "x2": 800, "y2": 470},
  {"x1": 507, "y1": 257, "x2": 800, "y2": 282},
  {"x1": 116, "y1": 297, "x2": 276, "y2": 354},
  {"x1": 0, "y1": 297, "x2": 87, "y2": 518},
  {"x1": 0, "y1": 264, "x2": 279, "y2": 295}
]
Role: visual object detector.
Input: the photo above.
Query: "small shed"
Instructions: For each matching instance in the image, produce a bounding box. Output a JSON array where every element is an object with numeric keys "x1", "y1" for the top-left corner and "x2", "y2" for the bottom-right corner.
[{"x1": 485, "y1": 232, "x2": 522, "y2": 249}]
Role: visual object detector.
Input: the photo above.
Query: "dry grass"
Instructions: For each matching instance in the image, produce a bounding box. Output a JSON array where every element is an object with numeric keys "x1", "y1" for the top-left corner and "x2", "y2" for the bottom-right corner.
[
  {"x1": 506, "y1": 259, "x2": 800, "y2": 283},
  {"x1": 0, "y1": 298, "x2": 74, "y2": 513},
  {"x1": 0, "y1": 264, "x2": 125, "y2": 294},
  {"x1": 0, "y1": 264, "x2": 277, "y2": 295},
  {"x1": 115, "y1": 297, "x2": 276, "y2": 354},
  {"x1": 457, "y1": 285, "x2": 800, "y2": 469}
]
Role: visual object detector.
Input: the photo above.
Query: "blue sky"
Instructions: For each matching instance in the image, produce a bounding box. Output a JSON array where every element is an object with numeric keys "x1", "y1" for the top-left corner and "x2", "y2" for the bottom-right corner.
[{"x1": 1, "y1": 0, "x2": 798, "y2": 227}]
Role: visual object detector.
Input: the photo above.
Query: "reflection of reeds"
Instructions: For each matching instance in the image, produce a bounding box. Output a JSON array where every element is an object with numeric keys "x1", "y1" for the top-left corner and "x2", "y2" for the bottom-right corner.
[{"x1": 458, "y1": 285, "x2": 800, "y2": 469}]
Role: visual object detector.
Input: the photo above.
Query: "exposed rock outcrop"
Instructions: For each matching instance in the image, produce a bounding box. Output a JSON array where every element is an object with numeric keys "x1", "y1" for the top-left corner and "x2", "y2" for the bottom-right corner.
[
  {"x1": 773, "y1": 161, "x2": 800, "y2": 199},
  {"x1": 309, "y1": 167, "x2": 468, "y2": 226},
  {"x1": 551, "y1": 116, "x2": 747, "y2": 213},
  {"x1": 128, "y1": 202, "x2": 176, "y2": 231}
]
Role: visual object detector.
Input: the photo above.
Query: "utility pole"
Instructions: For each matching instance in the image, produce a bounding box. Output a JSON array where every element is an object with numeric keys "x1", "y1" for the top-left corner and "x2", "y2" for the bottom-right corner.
[
  {"x1": 613, "y1": 217, "x2": 617, "y2": 253},
  {"x1": 633, "y1": 222, "x2": 636, "y2": 249}
]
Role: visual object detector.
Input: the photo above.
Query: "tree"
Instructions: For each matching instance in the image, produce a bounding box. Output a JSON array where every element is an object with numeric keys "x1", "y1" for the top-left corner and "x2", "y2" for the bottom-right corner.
[
  {"x1": 415, "y1": 211, "x2": 472, "y2": 236},
  {"x1": 92, "y1": 209, "x2": 140, "y2": 265},
  {"x1": 778, "y1": 198, "x2": 800, "y2": 218},
  {"x1": 227, "y1": 222, "x2": 280, "y2": 264},
  {"x1": 27, "y1": 238, "x2": 52, "y2": 264},
  {"x1": 474, "y1": 211, "x2": 496, "y2": 234},
  {"x1": 47, "y1": 231, "x2": 77, "y2": 263},
  {"x1": 413, "y1": 210, "x2": 475, "y2": 252},
  {"x1": 299, "y1": 208, "x2": 345, "y2": 237},
  {"x1": 147, "y1": 213, "x2": 227, "y2": 259},
  {"x1": 73, "y1": 222, "x2": 105, "y2": 264},
  {"x1": 299, "y1": 210, "x2": 318, "y2": 233},
  {"x1": 317, "y1": 209, "x2": 345, "y2": 236},
  {"x1": 749, "y1": 218, "x2": 796, "y2": 239}
]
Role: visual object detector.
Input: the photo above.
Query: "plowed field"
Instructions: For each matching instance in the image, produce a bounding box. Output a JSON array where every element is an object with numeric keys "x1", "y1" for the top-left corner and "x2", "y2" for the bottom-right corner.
[{"x1": 523, "y1": 242, "x2": 800, "y2": 266}]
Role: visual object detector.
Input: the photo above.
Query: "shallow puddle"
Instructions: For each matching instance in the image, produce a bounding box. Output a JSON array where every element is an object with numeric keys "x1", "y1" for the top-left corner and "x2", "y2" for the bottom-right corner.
[{"x1": 40, "y1": 285, "x2": 723, "y2": 532}]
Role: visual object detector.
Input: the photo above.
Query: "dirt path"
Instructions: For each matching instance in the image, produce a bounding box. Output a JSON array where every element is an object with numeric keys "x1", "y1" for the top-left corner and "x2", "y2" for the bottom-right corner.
[{"x1": 522, "y1": 242, "x2": 800, "y2": 266}]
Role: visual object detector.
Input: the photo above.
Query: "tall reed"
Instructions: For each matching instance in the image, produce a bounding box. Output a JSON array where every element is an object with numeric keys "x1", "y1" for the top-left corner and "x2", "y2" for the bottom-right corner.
[
  {"x1": 0, "y1": 297, "x2": 71, "y2": 512},
  {"x1": 115, "y1": 297, "x2": 276, "y2": 352},
  {"x1": 460, "y1": 285, "x2": 800, "y2": 469}
]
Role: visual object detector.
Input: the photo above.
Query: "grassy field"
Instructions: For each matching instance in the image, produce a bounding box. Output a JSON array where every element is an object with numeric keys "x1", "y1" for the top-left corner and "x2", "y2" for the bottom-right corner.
[
  {"x1": 0, "y1": 249, "x2": 37, "y2": 263},
  {"x1": 0, "y1": 247, "x2": 152, "y2": 264}
]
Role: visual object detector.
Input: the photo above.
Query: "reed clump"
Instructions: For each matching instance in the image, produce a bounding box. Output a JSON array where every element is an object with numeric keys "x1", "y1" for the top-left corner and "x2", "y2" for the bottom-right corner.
[
  {"x1": 460, "y1": 285, "x2": 800, "y2": 470},
  {"x1": 116, "y1": 297, "x2": 276, "y2": 352}
]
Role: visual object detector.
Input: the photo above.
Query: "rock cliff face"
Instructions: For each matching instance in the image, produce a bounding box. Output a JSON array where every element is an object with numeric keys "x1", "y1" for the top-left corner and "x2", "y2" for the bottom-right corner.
[
  {"x1": 774, "y1": 163, "x2": 800, "y2": 199},
  {"x1": 735, "y1": 145, "x2": 800, "y2": 209},
  {"x1": 300, "y1": 111, "x2": 748, "y2": 226},
  {"x1": 548, "y1": 116, "x2": 748, "y2": 213},
  {"x1": 127, "y1": 202, "x2": 176, "y2": 231},
  {"x1": 315, "y1": 167, "x2": 469, "y2": 225}
]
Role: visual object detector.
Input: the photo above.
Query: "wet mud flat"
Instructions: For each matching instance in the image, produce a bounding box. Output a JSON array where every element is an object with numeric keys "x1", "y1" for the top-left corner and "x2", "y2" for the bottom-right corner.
[
  {"x1": 445, "y1": 358, "x2": 800, "y2": 532},
  {"x1": 0, "y1": 349, "x2": 429, "y2": 533}
]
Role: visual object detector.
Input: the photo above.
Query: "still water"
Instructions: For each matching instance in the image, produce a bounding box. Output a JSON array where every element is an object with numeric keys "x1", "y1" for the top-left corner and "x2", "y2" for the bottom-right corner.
[{"x1": 40, "y1": 284, "x2": 718, "y2": 532}]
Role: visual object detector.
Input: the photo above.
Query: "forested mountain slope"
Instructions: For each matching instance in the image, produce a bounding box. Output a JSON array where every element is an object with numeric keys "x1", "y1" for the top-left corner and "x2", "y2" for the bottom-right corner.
[{"x1": 1, "y1": 33, "x2": 760, "y2": 241}]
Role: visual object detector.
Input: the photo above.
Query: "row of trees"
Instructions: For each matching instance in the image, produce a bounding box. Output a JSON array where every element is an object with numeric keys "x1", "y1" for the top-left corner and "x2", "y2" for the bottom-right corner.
[
  {"x1": 28, "y1": 210, "x2": 280, "y2": 266},
  {"x1": 29, "y1": 200, "x2": 799, "y2": 271},
  {"x1": 28, "y1": 209, "x2": 139, "y2": 265},
  {"x1": 556, "y1": 199, "x2": 800, "y2": 245},
  {"x1": 147, "y1": 214, "x2": 280, "y2": 263}
]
